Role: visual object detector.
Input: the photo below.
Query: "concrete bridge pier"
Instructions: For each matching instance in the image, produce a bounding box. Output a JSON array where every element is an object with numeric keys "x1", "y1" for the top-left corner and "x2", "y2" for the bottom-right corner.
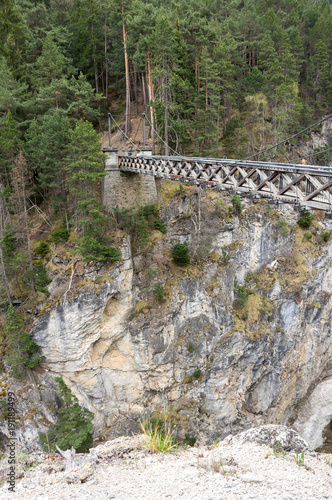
[{"x1": 102, "y1": 147, "x2": 157, "y2": 211}]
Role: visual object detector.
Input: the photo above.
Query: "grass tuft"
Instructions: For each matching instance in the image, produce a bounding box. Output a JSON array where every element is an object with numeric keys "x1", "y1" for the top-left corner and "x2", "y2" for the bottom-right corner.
[{"x1": 140, "y1": 417, "x2": 178, "y2": 453}]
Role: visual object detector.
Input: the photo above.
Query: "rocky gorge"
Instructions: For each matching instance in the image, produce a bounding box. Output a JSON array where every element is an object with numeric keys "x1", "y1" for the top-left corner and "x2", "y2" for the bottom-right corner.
[{"x1": 1, "y1": 182, "x2": 332, "y2": 453}]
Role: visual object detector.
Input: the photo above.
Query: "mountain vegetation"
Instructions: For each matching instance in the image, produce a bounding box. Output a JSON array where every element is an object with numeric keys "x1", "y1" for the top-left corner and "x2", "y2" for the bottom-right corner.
[{"x1": 0, "y1": 0, "x2": 331, "y2": 377}]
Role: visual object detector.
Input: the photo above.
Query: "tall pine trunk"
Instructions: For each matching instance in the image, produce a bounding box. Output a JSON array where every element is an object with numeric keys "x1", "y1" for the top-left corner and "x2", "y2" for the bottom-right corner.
[
  {"x1": 122, "y1": 0, "x2": 130, "y2": 135},
  {"x1": 105, "y1": 17, "x2": 108, "y2": 99},
  {"x1": 147, "y1": 55, "x2": 155, "y2": 151}
]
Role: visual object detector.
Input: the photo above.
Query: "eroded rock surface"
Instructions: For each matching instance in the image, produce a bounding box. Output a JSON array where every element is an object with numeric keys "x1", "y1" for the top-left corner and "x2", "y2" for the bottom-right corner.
[{"x1": 3, "y1": 190, "x2": 332, "y2": 451}]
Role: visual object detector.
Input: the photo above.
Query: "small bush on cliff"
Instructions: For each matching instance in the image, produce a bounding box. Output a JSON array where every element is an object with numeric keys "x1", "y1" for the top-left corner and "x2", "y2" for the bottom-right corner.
[
  {"x1": 154, "y1": 283, "x2": 165, "y2": 302},
  {"x1": 51, "y1": 225, "x2": 70, "y2": 243},
  {"x1": 78, "y1": 236, "x2": 121, "y2": 262},
  {"x1": 35, "y1": 241, "x2": 50, "y2": 256},
  {"x1": 40, "y1": 377, "x2": 94, "y2": 453},
  {"x1": 171, "y1": 242, "x2": 190, "y2": 266},
  {"x1": 232, "y1": 194, "x2": 242, "y2": 215},
  {"x1": 276, "y1": 219, "x2": 289, "y2": 237},
  {"x1": 297, "y1": 210, "x2": 312, "y2": 228},
  {"x1": 234, "y1": 278, "x2": 249, "y2": 308},
  {"x1": 113, "y1": 204, "x2": 167, "y2": 248},
  {"x1": 34, "y1": 260, "x2": 52, "y2": 294},
  {"x1": 318, "y1": 231, "x2": 330, "y2": 243}
]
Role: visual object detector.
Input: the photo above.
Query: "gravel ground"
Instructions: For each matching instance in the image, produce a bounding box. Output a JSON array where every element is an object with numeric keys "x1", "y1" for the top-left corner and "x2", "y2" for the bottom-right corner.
[{"x1": 0, "y1": 431, "x2": 331, "y2": 500}]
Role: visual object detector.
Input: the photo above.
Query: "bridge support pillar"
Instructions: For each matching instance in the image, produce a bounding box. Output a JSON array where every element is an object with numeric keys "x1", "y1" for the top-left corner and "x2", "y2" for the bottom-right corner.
[
  {"x1": 102, "y1": 147, "x2": 120, "y2": 211},
  {"x1": 102, "y1": 146, "x2": 158, "y2": 210}
]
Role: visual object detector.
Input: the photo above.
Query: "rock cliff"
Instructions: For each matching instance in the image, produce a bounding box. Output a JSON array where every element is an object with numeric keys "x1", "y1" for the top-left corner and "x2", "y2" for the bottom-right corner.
[{"x1": 2, "y1": 184, "x2": 332, "y2": 451}]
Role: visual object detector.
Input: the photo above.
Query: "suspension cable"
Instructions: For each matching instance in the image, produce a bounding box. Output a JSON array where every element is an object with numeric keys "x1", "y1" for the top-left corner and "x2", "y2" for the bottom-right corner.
[
  {"x1": 286, "y1": 147, "x2": 332, "y2": 164},
  {"x1": 245, "y1": 114, "x2": 332, "y2": 160},
  {"x1": 144, "y1": 114, "x2": 181, "y2": 156},
  {"x1": 109, "y1": 113, "x2": 141, "y2": 152}
]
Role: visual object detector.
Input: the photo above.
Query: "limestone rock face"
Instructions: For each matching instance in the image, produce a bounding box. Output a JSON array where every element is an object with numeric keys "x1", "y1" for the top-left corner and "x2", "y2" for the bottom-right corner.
[
  {"x1": 293, "y1": 377, "x2": 332, "y2": 450},
  {"x1": 11, "y1": 195, "x2": 332, "y2": 451},
  {"x1": 0, "y1": 373, "x2": 57, "y2": 451}
]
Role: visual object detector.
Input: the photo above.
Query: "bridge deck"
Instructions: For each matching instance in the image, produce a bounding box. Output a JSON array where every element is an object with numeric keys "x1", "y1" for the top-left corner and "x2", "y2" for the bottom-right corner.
[{"x1": 118, "y1": 155, "x2": 332, "y2": 211}]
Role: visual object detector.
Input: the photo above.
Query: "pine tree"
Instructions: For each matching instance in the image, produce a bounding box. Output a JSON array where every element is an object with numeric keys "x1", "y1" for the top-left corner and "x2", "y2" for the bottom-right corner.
[
  {"x1": 0, "y1": 58, "x2": 27, "y2": 119},
  {"x1": 40, "y1": 376, "x2": 94, "y2": 452},
  {"x1": 5, "y1": 305, "x2": 43, "y2": 378},
  {"x1": 312, "y1": 39, "x2": 332, "y2": 106},
  {"x1": 66, "y1": 73, "x2": 101, "y2": 122},
  {"x1": 34, "y1": 32, "x2": 68, "y2": 88},
  {"x1": 65, "y1": 120, "x2": 105, "y2": 233},
  {"x1": 25, "y1": 111, "x2": 71, "y2": 221},
  {"x1": 10, "y1": 153, "x2": 35, "y2": 294},
  {"x1": 0, "y1": 111, "x2": 21, "y2": 185}
]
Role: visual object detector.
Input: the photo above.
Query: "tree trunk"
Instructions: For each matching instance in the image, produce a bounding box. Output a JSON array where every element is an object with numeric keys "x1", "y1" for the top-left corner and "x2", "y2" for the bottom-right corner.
[
  {"x1": 101, "y1": 61, "x2": 105, "y2": 95},
  {"x1": 105, "y1": 17, "x2": 108, "y2": 99},
  {"x1": 164, "y1": 72, "x2": 169, "y2": 156},
  {"x1": 94, "y1": 57, "x2": 99, "y2": 94},
  {"x1": 134, "y1": 64, "x2": 138, "y2": 114},
  {"x1": 122, "y1": 0, "x2": 130, "y2": 135},
  {"x1": 147, "y1": 55, "x2": 155, "y2": 151},
  {"x1": 23, "y1": 196, "x2": 35, "y2": 296},
  {"x1": 216, "y1": 104, "x2": 220, "y2": 154}
]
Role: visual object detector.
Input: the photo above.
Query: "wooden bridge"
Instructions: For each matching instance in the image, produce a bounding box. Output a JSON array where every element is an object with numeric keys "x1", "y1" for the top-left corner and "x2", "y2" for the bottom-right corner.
[{"x1": 118, "y1": 154, "x2": 332, "y2": 212}]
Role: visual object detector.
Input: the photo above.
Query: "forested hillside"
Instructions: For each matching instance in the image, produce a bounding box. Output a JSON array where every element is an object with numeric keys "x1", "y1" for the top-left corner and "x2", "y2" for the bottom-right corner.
[
  {"x1": 1, "y1": 0, "x2": 332, "y2": 158},
  {"x1": 0, "y1": 0, "x2": 331, "y2": 376}
]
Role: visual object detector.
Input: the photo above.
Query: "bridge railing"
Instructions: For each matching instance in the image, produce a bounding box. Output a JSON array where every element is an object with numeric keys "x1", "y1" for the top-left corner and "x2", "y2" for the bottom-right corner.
[{"x1": 118, "y1": 155, "x2": 332, "y2": 211}]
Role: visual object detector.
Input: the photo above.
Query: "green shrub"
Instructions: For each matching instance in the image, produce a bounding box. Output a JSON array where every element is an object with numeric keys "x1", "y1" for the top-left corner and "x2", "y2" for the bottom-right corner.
[
  {"x1": 154, "y1": 284, "x2": 165, "y2": 302},
  {"x1": 193, "y1": 367, "x2": 202, "y2": 379},
  {"x1": 113, "y1": 204, "x2": 167, "y2": 246},
  {"x1": 232, "y1": 194, "x2": 242, "y2": 214},
  {"x1": 187, "y1": 341, "x2": 195, "y2": 354},
  {"x1": 40, "y1": 377, "x2": 94, "y2": 453},
  {"x1": 303, "y1": 231, "x2": 312, "y2": 240},
  {"x1": 35, "y1": 260, "x2": 52, "y2": 294},
  {"x1": 241, "y1": 310, "x2": 249, "y2": 320},
  {"x1": 276, "y1": 219, "x2": 289, "y2": 237},
  {"x1": 297, "y1": 210, "x2": 313, "y2": 228},
  {"x1": 154, "y1": 219, "x2": 167, "y2": 233},
  {"x1": 318, "y1": 231, "x2": 330, "y2": 243},
  {"x1": 185, "y1": 434, "x2": 197, "y2": 447},
  {"x1": 1, "y1": 225, "x2": 17, "y2": 257},
  {"x1": 35, "y1": 241, "x2": 50, "y2": 256},
  {"x1": 221, "y1": 250, "x2": 230, "y2": 262},
  {"x1": 51, "y1": 225, "x2": 70, "y2": 244},
  {"x1": 139, "y1": 204, "x2": 158, "y2": 218},
  {"x1": 113, "y1": 207, "x2": 137, "y2": 232},
  {"x1": 234, "y1": 278, "x2": 249, "y2": 308},
  {"x1": 78, "y1": 236, "x2": 121, "y2": 262},
  {"x1": 5, "y1": 305, "x2": 44, "y2": 379},
  {"x1": 147, "y1": 267, "x2": 158, "y2": 277},
  {"x1": 171, "y1": 242, "x2": 190, "y2": 266}
]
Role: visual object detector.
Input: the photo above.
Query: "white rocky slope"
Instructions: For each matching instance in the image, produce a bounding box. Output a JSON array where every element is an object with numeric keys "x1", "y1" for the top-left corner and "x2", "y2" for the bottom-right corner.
[{"x1": 0, "y1": 426, "x2": 331, "y2": 500}]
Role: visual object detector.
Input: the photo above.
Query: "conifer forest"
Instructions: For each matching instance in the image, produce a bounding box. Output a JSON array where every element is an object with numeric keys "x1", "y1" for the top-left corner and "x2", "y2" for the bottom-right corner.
[{"x1": 0, "y1": 0, "x2": 332, "y2": 374}]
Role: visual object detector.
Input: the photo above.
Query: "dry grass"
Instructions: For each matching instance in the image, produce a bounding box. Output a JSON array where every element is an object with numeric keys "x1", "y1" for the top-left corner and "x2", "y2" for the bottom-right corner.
[{"x1": 140, "y1": 418, "x2": 178, "y2": 453}]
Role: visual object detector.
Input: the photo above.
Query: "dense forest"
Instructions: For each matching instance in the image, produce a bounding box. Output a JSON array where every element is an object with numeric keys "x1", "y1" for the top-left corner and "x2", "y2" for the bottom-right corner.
[{"x1": 0, "y1": 0, "x2": 331, "y2": 375}]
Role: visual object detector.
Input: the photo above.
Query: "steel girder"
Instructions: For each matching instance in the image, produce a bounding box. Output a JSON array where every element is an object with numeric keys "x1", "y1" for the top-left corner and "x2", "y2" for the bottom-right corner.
[{"x1": 118, "y1": 155, "x2": 332, "y2": 210}]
